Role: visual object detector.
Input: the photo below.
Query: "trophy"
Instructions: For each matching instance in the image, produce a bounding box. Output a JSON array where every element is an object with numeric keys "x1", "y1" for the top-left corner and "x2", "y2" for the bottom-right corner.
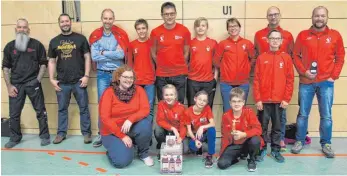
[{"x1": 310, "y1": 61, "x2": 317, "y2": 74}]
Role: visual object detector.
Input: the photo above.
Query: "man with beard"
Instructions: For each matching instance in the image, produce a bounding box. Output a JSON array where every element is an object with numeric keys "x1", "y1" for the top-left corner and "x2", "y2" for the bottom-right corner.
[
  {"x1": 254, "y1": 6, "x2": 294, "y2": 153},
  {"x1": 2, "y1": 18, "x2": 50, "y2": 148},
  {"x1": 89, "y1": 8, "x2": 129, "y2": 147},
  {"x1": 291, "y1": 6, "x2": 345, "y2": 158},
  {"x1": 48, "y1": 14, "x2": 92, "y2": 144}
]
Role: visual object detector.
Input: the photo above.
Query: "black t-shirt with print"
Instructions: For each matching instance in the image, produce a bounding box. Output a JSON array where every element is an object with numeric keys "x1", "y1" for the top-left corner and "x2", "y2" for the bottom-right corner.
[
  {"x1": 48, "y1": 32, "x2": 90, "y2": 84},
  {"x1": 2, "y1": 38, "x2": 47, "y2": 84}
]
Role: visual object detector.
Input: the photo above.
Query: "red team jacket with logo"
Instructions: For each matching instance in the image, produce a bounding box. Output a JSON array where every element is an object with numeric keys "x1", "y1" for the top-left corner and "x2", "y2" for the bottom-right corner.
[
  {"x1": 293, "y1": 27, "x2": 345, "y2": 84},
  {"x1": 89, "y1": 25, "x2": 130, "y2": 64},
  {"x1": 253, "y1": 51, "x2": 294, "y2": 103},
  {"x1": 220, "y1": 107, "x2": 264, "y2": 155},
  {"x1": 156, "y1": 100, "x2": 187, "y2": 139},
  {"x1": 254, "y1": 26, "x2": 294, "y2": 56},
  {"x1": 213, "y1": 37, "x2": 255, "y2": 85},
  {"x1": 128, "y1": 39, "x2": 155, "y2": 85},
  {"x1": 150, "y1": 23, "x2": 191, "y2": 77},
  {"x1": 188, "y1": 37, "x2": 217, "y2": 82},
  {"x1": 183, "y1": 105, "x2": 213, "y2": 133}
]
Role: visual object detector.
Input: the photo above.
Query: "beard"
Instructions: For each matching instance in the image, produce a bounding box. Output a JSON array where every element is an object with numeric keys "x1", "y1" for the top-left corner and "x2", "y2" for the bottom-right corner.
[
  {"x1": 313, "y1": 21, "x2": 327, "y2": 29},
  {"x1": 15, "y1": 32, "x2": 30, "y2": 52},
  {"x1": 60, "y1": 25, "x2": 71, "y2": 33}
]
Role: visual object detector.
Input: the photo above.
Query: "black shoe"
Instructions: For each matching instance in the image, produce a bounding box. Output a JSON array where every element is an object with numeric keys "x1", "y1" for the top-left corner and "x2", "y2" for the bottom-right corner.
[
  {"x1": 271, "y1": 151, "x2": 285, "y2": 163},
  {"x1": 205, "y1": 155, "x2": 213, "y2": 168},
  {"x1": 4, "y1": 141, "x2": 19, "y2": 148},
  {"x1": 247, "y1": 159, "x2": 257, "y2": 172},
  {"x1": 196, "y1": 148, "x2": 203, "y2": 156}
]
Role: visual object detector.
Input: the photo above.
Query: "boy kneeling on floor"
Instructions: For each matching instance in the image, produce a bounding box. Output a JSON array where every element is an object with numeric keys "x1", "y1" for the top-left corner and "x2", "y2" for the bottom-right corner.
[{"x1": 217, "y1": 88, "x2": 264, "y2": 172}]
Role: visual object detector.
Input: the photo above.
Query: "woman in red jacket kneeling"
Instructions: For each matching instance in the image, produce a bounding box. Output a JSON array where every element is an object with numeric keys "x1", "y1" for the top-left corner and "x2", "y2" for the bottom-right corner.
[{"x1": 99, "y1": 65, "x2": 154, "y2": 168}]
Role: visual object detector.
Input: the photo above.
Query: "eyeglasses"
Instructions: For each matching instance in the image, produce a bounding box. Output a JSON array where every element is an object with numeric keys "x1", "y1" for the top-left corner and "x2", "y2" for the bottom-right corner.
[
  {"x1": 268, "y1": 37, "x2": 282, "y2": 41},
  {"x1": 162, "y1": 12, "x2": 176, "y2": 17},
  {"x1": 121, "y1": 75, "x2": 135, "y2": 80},
  {"x1": 228, "y1": 25, "x2": 240, "y2": 29},
  {"x1": 268, "y1": 13, "x2": 280, "y2": 18}
]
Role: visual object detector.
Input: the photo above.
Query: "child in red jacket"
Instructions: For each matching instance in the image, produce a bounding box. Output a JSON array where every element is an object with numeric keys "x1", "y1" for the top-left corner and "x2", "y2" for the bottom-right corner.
[
  {"x1": 217, "y1": 88, "x2": 263, "y2": 172},
  {"x1": 253, "y1": 29, "x2": 294, "y2": 163},
  {"x1": 154, "y1": 84, "x2": 188, "y2": 160},
  {"x1": 184, "y1": 90, "x2": 216, "y2": 168}
]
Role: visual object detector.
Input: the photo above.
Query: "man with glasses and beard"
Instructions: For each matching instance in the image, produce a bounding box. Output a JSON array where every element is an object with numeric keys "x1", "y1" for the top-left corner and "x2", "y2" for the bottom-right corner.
[
  {"x1": 48, "y1": 14, "x2": 92, "y2": 144},
  {"x1": 2, "y1": 18, "x2": 50, "y2": 148},
  {"x1": 291, "y1": 6, "x2": 345, "y2": 158}
]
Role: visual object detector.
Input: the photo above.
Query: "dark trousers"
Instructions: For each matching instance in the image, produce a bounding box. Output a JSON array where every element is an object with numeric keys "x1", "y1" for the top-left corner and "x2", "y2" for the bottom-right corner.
[
  {"x1": 56, "y1": 82, "x2": 91, "y2": 137},
  {"x1": 154, "y1": 125, "x2": 189, "y2": 154},
  {"x1": 186, "y1": 78, "x2": 217, "y2": 107},
  {"x1": 9, "y1": 79, "x2": 50, "y2": 142},
  {"x1": 217, "y1": 136, "x2": 260, "y2": 170},
  {"x1": 156, "y1": 75, "x2": 187, "y2": 104},
  {"x1": 258, "y1": 103, "x2": 283, "y2": 151},
  {"x1": 101, "y1": 118, "x2": 152, "y2": 168}
]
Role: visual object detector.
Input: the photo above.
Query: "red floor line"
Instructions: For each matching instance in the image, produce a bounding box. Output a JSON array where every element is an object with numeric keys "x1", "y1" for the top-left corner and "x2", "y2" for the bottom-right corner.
[
  {"x1": 62, "y1": 156, "x2": 72, "y2": 160},
  {"x1": 78, "y1": 161, "x2": 89, "y2": 166},
  {"x1": 2, "y1": 148, "x2": 347, "y2": 157},
  {"x1": 47, "y1": 152, "x2": 55, "y2": 156},
  {"x1": 96, "y1": 168, "x2": 107, "y2": 173}
]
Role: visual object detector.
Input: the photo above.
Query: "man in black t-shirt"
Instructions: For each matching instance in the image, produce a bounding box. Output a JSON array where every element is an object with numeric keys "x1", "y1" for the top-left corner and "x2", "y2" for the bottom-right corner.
[
  {"x1": 48, "y1": 14, "x2": 92, "y2": 144},
  {"x1": 2, "y1": 18, "x2": 50, "y2": 148}
]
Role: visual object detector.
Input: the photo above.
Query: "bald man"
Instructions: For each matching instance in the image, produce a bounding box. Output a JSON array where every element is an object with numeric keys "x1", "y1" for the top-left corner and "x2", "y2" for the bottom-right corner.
[
  {"x1": 254, "y1": 7, "x2": 294, "y2": 155},
  {"x1": 291, "y1": 6, "x2": 345, "y2": 158},
  {"x1": 89, "y1": 8, "x2": 130, "y2": 147},
  {"x1": 2, "y1": 18, "x2": 50, "y2": 148}
]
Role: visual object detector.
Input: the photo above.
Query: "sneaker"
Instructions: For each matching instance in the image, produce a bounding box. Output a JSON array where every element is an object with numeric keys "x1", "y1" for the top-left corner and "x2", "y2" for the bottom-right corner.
[
  {"x1": 270, "y1": 151, "x2": 285, "y2": 163},
  {"x1": 93, "y1": 135, "x2": 102, "y2": 147},
  {"x1": 4, "y1": 141, "x2": 19, "y2": 148},
  {"x1": 157, "y1": 153, "x2": 161, "y2": 161},
  {"x1": 41, "y1": 138, "x2": 51, "y2": 146},
  {"x1": 205, "y1": 155, "x2": 213, "y2": 168},
  {"x1": 84, "y1": 135, "x2": 92, "y2": 144},
  {"x1": 291, "y1": 141, "x2": 303, "y2": 154},
  {"x1": 247, "y1": 159, "x2": 257, "y2": 172},
  {"x1": 141, "y1": 156, "x2": 154, "y2": 166},
  {"x1": 255, "y1": 148, "x2": 267, "y2": 162},
  {"x1": 53, "y1": 135, "x2": 66, "y2": 144},
  {"x1": 322, "y1": 144, "x2": 335, "y2": 158},
  {"x1": 196, "y1": 148, "x2": 203, "y2": 156}
]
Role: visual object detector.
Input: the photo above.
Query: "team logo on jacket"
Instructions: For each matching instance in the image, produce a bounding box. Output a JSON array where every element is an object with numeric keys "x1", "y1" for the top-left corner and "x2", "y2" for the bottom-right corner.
[
  {"x1": 175, "y1": 35, "x2": 183, "y2": 40},
  {"x1": 27, "y1": 48, "x2": 35, "y2": 52},
  {"x1": 174, "y1": 113, "x2": 178, "y2": 119},
  {"x1": 242, "y1": 44, "x2": 246, "y2": 50},
  {"x1": 264, "y1": 61, "x2": 269, "y2": 64},
  {"x1": 192, "y1": 46, "x2": 197, "y2": 51},
  {"x1": 306, "y1": 36, "x2": 312, "y2": 40},
  {"x1": 225, "y1": 45, "x2": 231, "y2": 49},
  {"x1": 200, "y1": 117, "x2": 207, "y2": 123},
  {"x1": 206, "y1": 46, "x2": 210, "y2": 51},
  {"x1": 262, "y1": 37, "x2": 267, "y2": 40},
  {"x1": 160, "y1": 35, "x2": 164, "y2": 42},
  {"x1": 279, "y1": 62, "x2": 284, "y2": 68},
  {"x1": 134, "y1": 48, "x2": 138, "y2": 54},
  {"x1": 326, "y1": 37, "x2": 331, "y2": 44}
]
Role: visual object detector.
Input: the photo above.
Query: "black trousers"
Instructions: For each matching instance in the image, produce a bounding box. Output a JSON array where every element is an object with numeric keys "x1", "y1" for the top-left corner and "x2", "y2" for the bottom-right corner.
[
  {"x1": 153, "y1": 125, "x2": 189, "y2": 154},
  {"x1": 217, "y1": 136, "x2": 261, "y2": 170},
  {"x1": 156, "y1": 75, "x2": 187, "y2": 104},
  {"x1": 9, "y1": 79, "x2": 50, "y2": 142},
  {"x1": 258, "y1": 103, "x2": 283, "y2": 151},
  {"x1": 186, "y1": 78, "x2": 217, "y2": 108}
]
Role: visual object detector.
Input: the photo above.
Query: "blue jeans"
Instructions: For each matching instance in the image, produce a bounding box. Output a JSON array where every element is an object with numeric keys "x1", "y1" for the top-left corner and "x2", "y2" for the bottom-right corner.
[
  {"x1": 296, "y1": 81, "x2": 334, "y2": 146},
  {"x1": 220, "y1": 83, "x2": 250, "y2": 112},
  {"x1": 56, "y1": 81, "x2": 91, "y2": 137},
  {"x1": 101, "y1": 118, "x2": 152, "y2": 168},
  {"x1": 140, "y1": 84, "x2": 155, "y2": 123},
  {"x1": 97, "y1": 70, "x2": 113, "y2": 129},
  {"x1": 188, "y1": 127, "x2": 216, "y2": 155}
]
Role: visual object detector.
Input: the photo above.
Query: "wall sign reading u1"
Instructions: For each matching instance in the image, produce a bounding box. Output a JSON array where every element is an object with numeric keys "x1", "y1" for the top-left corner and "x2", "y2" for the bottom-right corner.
[{"x1": 223, "y1": 6, "x2": 232, "y2": 15}]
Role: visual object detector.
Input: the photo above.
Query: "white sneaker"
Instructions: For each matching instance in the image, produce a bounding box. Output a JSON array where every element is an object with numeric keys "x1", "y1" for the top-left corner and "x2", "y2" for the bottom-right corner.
[{"x1": 141, "y1": 156, "x2": 154, "y2": 166}]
